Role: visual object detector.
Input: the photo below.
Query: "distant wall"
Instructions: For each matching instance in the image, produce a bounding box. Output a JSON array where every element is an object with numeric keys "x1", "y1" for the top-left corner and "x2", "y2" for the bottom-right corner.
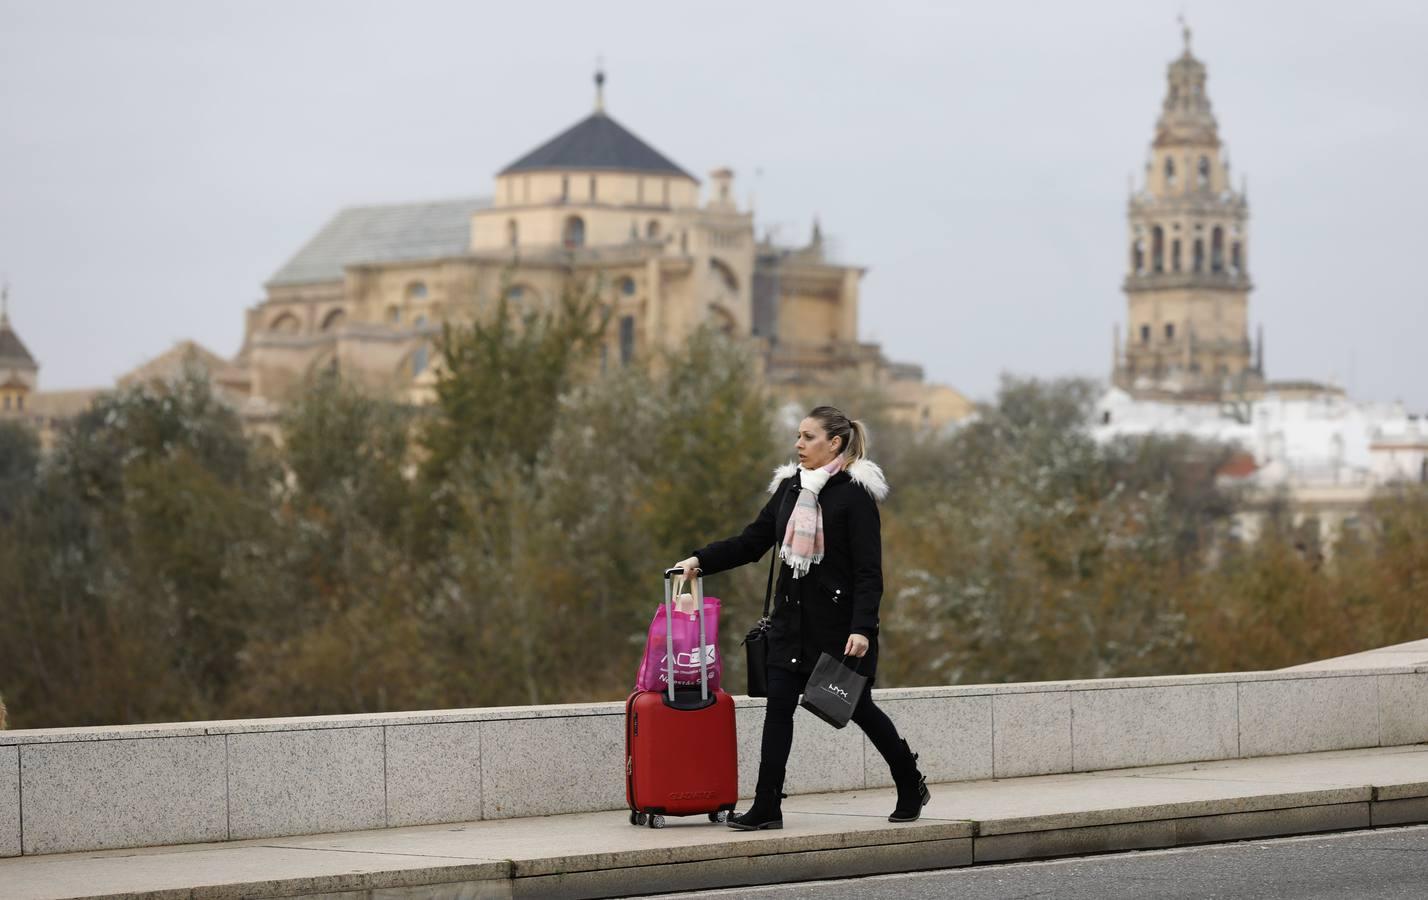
[{"x1": 3, "y1": 664, "x2": 1426, "y2": 857}]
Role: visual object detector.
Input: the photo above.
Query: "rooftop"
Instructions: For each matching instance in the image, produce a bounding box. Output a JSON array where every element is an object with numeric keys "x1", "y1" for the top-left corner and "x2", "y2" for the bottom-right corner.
[
  {"x1": 0, "y1": 320, "x2": 37, "y2": 370},
  {"x1": 267, "y1": 197, "x2": 491, "y2": 287},
  {"x1": 499, "y1": 110, "x2": 693, "y2": 179}
]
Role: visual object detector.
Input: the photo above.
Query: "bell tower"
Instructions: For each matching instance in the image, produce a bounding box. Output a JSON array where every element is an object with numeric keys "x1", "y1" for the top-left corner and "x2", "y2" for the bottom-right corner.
[{"x1": 1113, "y1": 23, "x2": 1262, "y2": 398}]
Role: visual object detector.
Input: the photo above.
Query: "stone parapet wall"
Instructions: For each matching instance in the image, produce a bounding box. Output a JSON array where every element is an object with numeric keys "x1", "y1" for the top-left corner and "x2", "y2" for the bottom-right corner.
[{"x1": 3, "y1": 665, "x2": 1425, "y2": 858}]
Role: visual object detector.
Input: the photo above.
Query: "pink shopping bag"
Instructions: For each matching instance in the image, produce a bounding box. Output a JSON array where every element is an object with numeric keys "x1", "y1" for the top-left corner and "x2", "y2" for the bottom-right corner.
[{"x1": 635, "y1": 595, "x2": 722, "y2": 693}]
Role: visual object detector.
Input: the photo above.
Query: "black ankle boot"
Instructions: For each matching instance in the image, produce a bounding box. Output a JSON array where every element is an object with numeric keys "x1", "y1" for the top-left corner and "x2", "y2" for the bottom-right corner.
[
  {"x1": 727, "y1": 792, "x2": 784, "y2": 831},
  {"x1": 888, "y1": 739, "x2": 931, "y2": 823}
]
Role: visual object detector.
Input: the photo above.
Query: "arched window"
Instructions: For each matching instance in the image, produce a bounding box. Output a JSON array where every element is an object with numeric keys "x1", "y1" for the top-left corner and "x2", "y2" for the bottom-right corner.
[
  {"x1": 1231, "y1": 241, "x2": 1243, "y2": 275},
  {"x1": 563, "y1": 215, "x2": 585, "y2": 248},
  {"x1": 560, "y1": 175, "x2": 570, "y2": 203},
  {"x1": 1151, "y1": 226, "x2": 1165, "y2": 273},
  {"x1": 619, "y1": 315, "x2": 636, "y2": 366},
  {"x1": 1171, "y1": 239, "x2": 1182, "y2": 272},
  {"x1": 1140, "y1": 324, "x2": 1151, "y2": 344},
  {"x1": 320, "y1": 309, "x2": 346, "y2": 331},
  {"x1": 646, "y1": 220, "x2": 661, "y2": 240},
  {"x1": 1211, "y1": 226, "x2": 1225, "y2": 273},
  {"x1": 1193, "y1": 239, "x2": 1205, "y2": 273},
  {"x1": 1165, "y1": 323, "x2": 1176, "y2": 341},
  {"x1": 507, "y1": 219, "x2": 519, "y2": 248},
  {"x1": 1164, "y1": 156, "x2": 1176, "y2": 187},
  {"x1": 1198, "y1": 156, "x2": 1211, "y2": 189},
  {"x1": 411, "y1": 345, "x2": 429, "y2": 377},
  {"x1": 1131, "y1": 240, "x2": 1145, "y2": 275},
  {"x1": 270, "y1": 312, "x2": 300, "y2": 334},
  {"x1": 710, "y1": 258, "x2": 738, "y2": 293},
  {"x1": 407, "y1": 281, "x2": 428, "y2": 300},
  {"x1": 619, "y1": 276, "x2": 637, "y2": 296}
]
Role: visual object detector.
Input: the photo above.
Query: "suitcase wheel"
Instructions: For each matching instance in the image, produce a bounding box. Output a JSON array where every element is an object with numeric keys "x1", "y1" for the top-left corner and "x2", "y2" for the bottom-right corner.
[
  {"x1": 708, "y1": 811, "x2": 728, "y2": 823},
  {"x1": 629, "y1": 811, "x2": 648, "y2": 827},
  {"x1": 648, "y1": 815, "x2": 666, "y2": 829}
]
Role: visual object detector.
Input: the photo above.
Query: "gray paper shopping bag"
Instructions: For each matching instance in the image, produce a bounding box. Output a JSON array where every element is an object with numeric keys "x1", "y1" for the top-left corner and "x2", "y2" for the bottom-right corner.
[{"x1": 799, "y1": 652, "x2": 869, "y2": 729}]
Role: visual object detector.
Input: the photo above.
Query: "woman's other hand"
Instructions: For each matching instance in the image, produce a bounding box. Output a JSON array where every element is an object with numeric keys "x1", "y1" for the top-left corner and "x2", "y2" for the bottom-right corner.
[
  {"x1": 674, "y1": 556, "x2": 700, "y2": 582},
  {"x1": 844, "y1": 633, "x2": 869, "y2": 658}
]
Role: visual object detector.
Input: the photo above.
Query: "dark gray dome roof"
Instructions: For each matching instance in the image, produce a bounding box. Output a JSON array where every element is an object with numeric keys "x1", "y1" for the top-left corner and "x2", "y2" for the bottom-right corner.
[
  {"x1": 0, "y1": 316, "x2": 36, "y2": 369},
  {"x1": 499, "y1": 112, "x2": 693, "y2": 179}
]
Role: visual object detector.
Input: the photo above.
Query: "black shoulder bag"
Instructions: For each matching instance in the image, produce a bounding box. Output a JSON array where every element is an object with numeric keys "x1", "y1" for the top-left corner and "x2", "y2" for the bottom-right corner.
[{"x1": 741, "y1": 546, "x2": 778, "y2": 698}]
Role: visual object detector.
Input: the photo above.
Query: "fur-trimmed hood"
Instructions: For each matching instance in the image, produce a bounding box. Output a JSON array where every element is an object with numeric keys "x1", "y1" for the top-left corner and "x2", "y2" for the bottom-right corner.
[{"x1": 767, "y1": 459, "x2": 889, "y2": 502}]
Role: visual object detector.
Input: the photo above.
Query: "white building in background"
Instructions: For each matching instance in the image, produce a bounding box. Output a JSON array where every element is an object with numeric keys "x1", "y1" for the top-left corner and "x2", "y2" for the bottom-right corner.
[
  {"x1": 1093, "y1": 387, "x2": 1428, "y2": 547},
  {"x1": 1094, "y1": 27, "x2": 1424, "y2": 551}
]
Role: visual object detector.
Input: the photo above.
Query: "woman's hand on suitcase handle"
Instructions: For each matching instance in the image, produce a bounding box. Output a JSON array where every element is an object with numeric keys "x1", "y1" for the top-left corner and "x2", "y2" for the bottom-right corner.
[
  {"x1": 844, "y1": 633, "x2": 869, "y2": 658},
  {"x1": 674, "y1": 556, "x2": 700, "y2": 584}
]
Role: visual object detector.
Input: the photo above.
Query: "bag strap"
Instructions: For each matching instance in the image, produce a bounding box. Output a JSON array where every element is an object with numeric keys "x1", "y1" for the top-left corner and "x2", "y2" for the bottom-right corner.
[
  {"x1": 762, "y1": 471, "x2": 798, "y2": 619},
  {"x1": 761, "y1": 543, "x2": 777, "y2": 619},
  {"x1": 663, "y1": 568, "x2": 710, "y2": 703}
]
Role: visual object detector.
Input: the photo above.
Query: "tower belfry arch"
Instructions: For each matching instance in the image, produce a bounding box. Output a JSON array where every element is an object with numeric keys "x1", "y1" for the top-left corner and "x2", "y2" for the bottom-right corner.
[{"x1": 1113, "y1": 23, "x2": 1262, "y2": 400}]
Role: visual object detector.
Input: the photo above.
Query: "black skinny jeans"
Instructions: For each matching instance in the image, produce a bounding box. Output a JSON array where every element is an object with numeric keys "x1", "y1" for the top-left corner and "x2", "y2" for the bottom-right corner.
[{"x1": 756, "y1": 663, "x2": 907, "y2": 802}]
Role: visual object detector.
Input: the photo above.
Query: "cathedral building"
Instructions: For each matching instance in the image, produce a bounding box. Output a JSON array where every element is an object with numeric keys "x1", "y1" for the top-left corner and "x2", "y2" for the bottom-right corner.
[
  {"x1": 1112, "y1": 26, "x2": 1264, "y2": 401},
  {"x1": 235, "y1": 74, "x2": 971, "y2": 427}
]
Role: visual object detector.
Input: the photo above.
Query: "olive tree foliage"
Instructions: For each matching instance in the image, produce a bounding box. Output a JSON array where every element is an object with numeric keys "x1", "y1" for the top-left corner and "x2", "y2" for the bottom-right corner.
[
  {"x1": 228, "y1": 372, "x2": 438, "y2": 717},
  {"x1": 875, "y1": 376, "x2": 1236, "y2": 686},
  {"x1": 4, "y1": 335, "x2": 1427, "y2": 726},
  {"x1": 0, "y1": 371, "x2": 282, "y2": 727},
  {"x1": 423, "y1": 300, "x2": 780, "y2": 707}
]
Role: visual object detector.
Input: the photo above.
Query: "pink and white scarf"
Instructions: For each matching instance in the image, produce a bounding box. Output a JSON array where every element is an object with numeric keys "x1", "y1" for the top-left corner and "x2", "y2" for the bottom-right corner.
[{"x1": 780, "y1": 457, "x2": 843, "y2": 579}]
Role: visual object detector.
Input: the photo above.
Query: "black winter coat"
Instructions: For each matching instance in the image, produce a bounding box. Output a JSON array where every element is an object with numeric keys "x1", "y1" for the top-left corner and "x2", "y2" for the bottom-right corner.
[{"x1": 692, "y1": 459, "x2": 888, "y2": 679}]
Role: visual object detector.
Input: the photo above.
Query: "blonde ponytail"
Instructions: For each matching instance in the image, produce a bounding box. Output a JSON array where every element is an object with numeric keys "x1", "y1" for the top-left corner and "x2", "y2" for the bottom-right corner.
[{"x1": 846, "y1": 418, "x2": 869, "y2": 465}]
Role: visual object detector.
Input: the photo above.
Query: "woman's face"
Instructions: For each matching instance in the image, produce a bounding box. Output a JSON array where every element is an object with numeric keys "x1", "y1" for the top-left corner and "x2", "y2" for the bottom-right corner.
[{"x1": 796, "y1": 417, "x2": 841, "y2": 469}]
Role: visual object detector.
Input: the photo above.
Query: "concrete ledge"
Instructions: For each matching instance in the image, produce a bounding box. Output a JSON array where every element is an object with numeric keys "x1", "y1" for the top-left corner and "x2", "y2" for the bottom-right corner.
[
  {"x1": 2, "y1": 745, "x2": 1427, "y2": 899},
  {"x1": 20, "y1": 735, "x2": 227, "y2": 854},
  {"x1": 0, "y1": 746, "x2": 18, "y2": 859},
  {"x1": 1373, "y1": 796, "x2": 1428, "y2": 827},
  {"x1": 510, "y1": 837, "x2": 974, "y2": 900},
  {"x1": 974, "y1": 786, "x2": 1370, "y2": 836},
  {"x1": 5, "y1": 662, "x2": 1428, "y2": 857},
  {"x1": 974, "y1": 802, "x2": 1368, "y2": 864}
]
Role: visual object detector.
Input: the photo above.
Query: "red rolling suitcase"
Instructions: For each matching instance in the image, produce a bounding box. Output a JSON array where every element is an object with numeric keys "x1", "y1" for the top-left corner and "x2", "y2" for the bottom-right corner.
[{"x1": 625, "y1": 568, "x2": 739, "y2": 828}]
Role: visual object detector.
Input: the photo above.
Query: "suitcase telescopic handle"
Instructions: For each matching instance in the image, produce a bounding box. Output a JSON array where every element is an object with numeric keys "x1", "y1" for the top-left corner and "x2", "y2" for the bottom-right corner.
[
  {"x1": 664, "y1": 567, "x2": 700, "y2": 578},
  {"x1": 663, "y1": 568, "x2": 710, "y2": 703}
]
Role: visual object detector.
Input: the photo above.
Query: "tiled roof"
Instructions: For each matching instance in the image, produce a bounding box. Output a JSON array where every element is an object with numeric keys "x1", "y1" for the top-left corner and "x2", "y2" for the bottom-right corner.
[
  {"x1": 268, "y1": 197, "x2": 491, "y2": 287},
  {"x1": 499, "y1": 112, "x2": 693, "y2": 179}
]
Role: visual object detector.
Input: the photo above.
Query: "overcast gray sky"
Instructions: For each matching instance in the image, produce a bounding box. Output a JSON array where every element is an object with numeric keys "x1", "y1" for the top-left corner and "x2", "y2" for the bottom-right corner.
[{"x1": 2, "y1": 0, "x2": 1425, "y2": 408}]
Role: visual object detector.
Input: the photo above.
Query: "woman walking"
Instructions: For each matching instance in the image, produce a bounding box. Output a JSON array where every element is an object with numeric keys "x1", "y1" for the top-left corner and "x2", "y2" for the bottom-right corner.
[{"x1": 674, "y1": 406, "x2": 930, "y2": 830}]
